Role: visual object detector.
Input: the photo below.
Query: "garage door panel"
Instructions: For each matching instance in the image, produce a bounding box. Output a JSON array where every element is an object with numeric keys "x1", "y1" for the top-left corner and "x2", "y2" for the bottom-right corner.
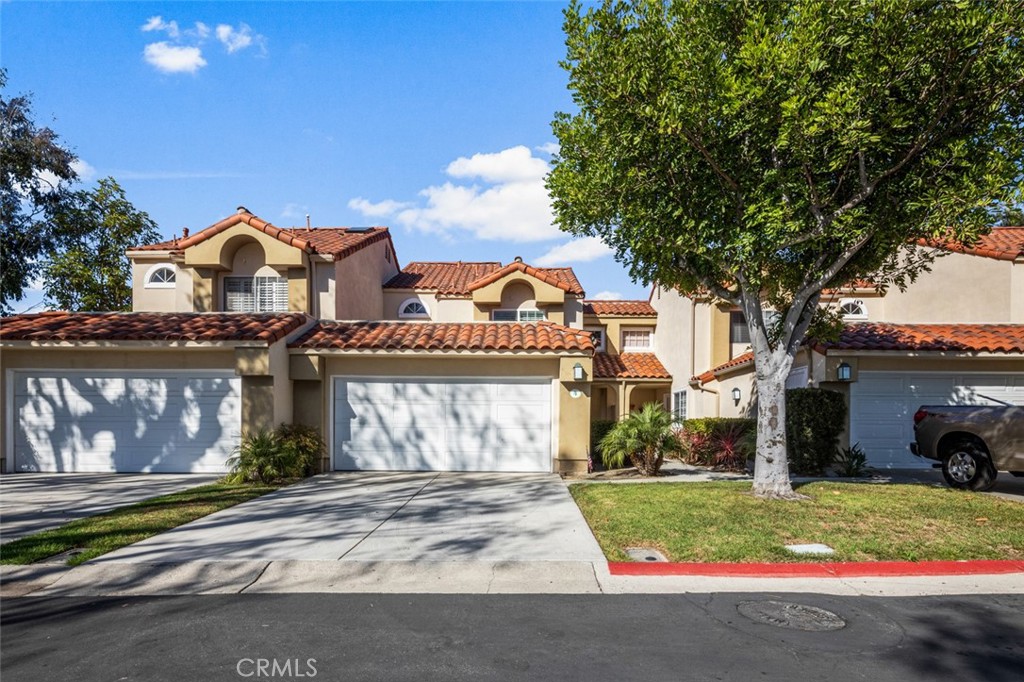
[
  {"x1": 13, "y1": 371, "x2": 240, "y2": 473},
  {"x1": 851, "y1": 372, "x2": 1024, "y2": 469},
  {"x1": 333, "y1": 377, "x2": 551, "y2": 472}
]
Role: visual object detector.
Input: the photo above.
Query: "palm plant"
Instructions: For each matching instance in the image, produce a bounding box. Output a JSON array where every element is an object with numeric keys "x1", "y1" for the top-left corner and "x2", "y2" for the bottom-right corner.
[{"x1": 599, "y1": 403, "x2": 680, "y2": 477}]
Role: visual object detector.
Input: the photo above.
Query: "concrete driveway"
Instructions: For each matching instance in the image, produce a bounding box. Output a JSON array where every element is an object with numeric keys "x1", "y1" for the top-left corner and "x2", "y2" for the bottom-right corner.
[
  {"x1": 95, "y1": 473, "x2": 605, "y2": 564},
  {"x1": 0, "y1": 474, "x2": 221, "y2": 544}
]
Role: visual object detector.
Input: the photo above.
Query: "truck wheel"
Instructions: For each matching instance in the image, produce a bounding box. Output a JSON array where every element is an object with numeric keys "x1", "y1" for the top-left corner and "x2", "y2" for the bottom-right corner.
[{"x1": 941, "y1": 440, "x2": 997, "y2": 492}]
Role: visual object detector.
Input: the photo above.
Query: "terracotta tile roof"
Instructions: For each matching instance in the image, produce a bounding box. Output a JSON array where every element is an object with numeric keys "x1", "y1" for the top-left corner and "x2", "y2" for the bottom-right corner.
[
  {"x1": 918, "y1": 227, "x2": 1024, "y2": 262},
  {"x1": 290, "y1": 321, "x2": 594, "y2": 353},
  {"x1": 131, "y1": 209, "x2": 393, "y2": 262},
  {"x1": 593, "y1": 352, "x2": 671, "y2": 380},
  {"x1": 816, "y1": 323, "x2": 1024, "y2": 353},
  {"x1": 693, "y1": 352, "x2": 754, "y2": 385},
  {"x1": 384, "y1": 261, "x2": 585, "y2": 297},
  {"x1": 0, "y1": 312, "x2": 308, "y2": 344},
  {"x1": 583, "y1": 300, "x2": 657, "y2": 316}
]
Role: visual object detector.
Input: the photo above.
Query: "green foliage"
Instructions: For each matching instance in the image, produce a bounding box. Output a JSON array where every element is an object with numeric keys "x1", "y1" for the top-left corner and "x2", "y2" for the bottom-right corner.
[
  {"x1": 1, "y1": 70, "x2": 78, "y2": 314},
  {"x1": 44, "y1": 178, "x2": 159, "y2": 311},
  {"x1": 599, "y1": 403, "x2": 680, "y2": 476},
  {"x1": 785, "y1": 388, "x2": 847, "y2": 475},
  {"x1": 590, "y1": 418, "x2": 617, "y2": 466},
  {"x1": 226, "y1": 424, "x2": 323, "y2": 484},
  {"x1": 835, "y1": 442, "x2": 869, "y2": 478},
  {"x1": 549, "y1": 0, "x2": 1024, "y2": 489},
  {"x1": 679, "y1": 418, "x2": 756, "y2": 471}
]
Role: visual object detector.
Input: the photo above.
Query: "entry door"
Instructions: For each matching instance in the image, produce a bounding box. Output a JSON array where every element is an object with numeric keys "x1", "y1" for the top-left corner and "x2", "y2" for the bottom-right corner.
[{"x1": 333, "y1": 377, "x2": 552, "y2": 472}]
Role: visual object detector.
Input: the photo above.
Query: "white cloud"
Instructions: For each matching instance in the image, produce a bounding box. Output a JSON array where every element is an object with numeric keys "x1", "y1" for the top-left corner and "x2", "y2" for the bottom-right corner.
[
  {"x1": 347, "y1": 198, "x2": 411, "y2": 218},
  {"x1": 535, "y1": 142, "x2": 560, "y2": 155},
  {"x1": 592, "y1": 291, "x2": 624, "y2": 300},
  {"x1": 141, "y1": 18, "x2": 263, "y2": 74},
  {"x1": 143, "y1": 42, "x2": 207, "y2": 74},
  {"x1": 348, "y1": 145, "x2": 560, "y2": 243},
  {"x1": 71, "y1": 159, "x2": 97, "y2": 182},
  {"x1": 216, "y1": 23, "x2": 264, "y2": 54},
  {"x1": 280, "y1": 203, "x2": 310, "y2": 222},
  {"x1": 446, "y1": 146, "x2": 548, "y2": 184},
  {"x1": 534, "y1": 236, "x2": 613, "y2": 267},
  {"x1": 142, "y1": 16, "x2": 180, "y2": 38}
]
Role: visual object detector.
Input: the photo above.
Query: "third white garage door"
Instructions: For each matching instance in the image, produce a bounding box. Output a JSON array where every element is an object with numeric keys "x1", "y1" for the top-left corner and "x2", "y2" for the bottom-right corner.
[
  {"x1": 332, "y1": 377, "x2": 552, "y2": 472},
  {"x1": 849, "y1": 371, "x2": 1024, "y2": 468}
]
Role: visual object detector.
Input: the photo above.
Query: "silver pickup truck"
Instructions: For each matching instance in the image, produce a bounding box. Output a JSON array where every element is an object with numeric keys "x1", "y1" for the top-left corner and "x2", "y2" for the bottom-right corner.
[{"x1": 911, "y1": 406, "x2": 1024, "y2": 490}]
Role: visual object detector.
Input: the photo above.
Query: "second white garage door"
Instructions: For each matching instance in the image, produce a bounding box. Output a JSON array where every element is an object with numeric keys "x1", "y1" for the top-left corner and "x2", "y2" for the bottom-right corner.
[
  {"x1": 333, "y1": 377, "x2": 552, "y2": 472},
  {"x1": 849, "y1": 371, "x2": 1024, "y2": 468}
]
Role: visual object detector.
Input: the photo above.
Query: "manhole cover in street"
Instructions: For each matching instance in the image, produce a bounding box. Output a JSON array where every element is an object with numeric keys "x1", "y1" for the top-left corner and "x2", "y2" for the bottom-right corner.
[{"x1": 736, "y1": 600, "x2": 846, "y2": 631}]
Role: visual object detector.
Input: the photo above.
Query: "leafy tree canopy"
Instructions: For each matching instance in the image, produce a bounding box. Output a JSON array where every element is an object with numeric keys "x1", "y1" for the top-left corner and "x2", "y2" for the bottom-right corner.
[
  {"x1": 1, "y1": 69, "x2": 78, "y2": 314},
  {"x1": 1, "y1": 71, "x2": 158, "y2": 314},
  {"x1": 549, "y1": 0, "x2": 1024, "y2": 497},
  {"x1": 45, "y1": 178, "x2": 159, "y2": 312}
]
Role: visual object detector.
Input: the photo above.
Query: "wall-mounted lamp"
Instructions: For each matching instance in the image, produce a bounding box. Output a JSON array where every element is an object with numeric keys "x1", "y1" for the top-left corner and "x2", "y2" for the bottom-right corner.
[
  {"x1": 837, "y1": 361, "x2": 852, "y2": 382},
  {"x1": 731, "y1": 387, "x2": 742, "y2": 403},
  {"x1": 573, "y1": 362, "x2": 585, "y2": 381}
]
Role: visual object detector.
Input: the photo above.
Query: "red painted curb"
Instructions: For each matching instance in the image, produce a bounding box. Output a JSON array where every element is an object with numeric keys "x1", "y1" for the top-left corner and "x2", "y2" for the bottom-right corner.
[{"x1": 608, "y1": 560, "x2": 1024, "y2": 578}]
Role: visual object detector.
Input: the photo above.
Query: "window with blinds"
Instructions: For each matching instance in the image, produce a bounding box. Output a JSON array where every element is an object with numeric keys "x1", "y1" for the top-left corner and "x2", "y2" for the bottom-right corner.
[
  {"x1": 224, "y1": 276, "x2": 288, "y2": 312},
  {"x1": 491, "y1": 309, "x2": 545, "y2": 322}
]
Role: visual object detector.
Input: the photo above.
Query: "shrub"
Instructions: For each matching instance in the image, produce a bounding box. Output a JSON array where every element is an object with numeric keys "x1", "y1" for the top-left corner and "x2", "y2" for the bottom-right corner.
[
  {"x1": 599, "y1": 404, "x2": 680, "y2": 476},
  {"x1": 226, "y1": 424, "x2": 324, "y2": 484},
  {"x1": 785, "y1": 388, "x2": 846, "y2": 475},
  {"x1": 835, "y1": 442, "x2": 868, "y2": 477},
  {"x1": 590, "y1": 419, "x2": 618, "y2": 469},
  {"x1": 678, "y1": 418, "x2": 756, "y2": 471}
]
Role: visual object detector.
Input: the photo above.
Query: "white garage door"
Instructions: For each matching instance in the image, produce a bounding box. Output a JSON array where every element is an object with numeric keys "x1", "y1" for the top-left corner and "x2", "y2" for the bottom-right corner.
[
  {"x1": 849, "y1": 371, "x2": 1024, "y2": 468},
  {"x1": 13, "y1": 371, "x2": 241, "y2": 473},
  {"x1": 333, "y1": 377, "x2": 552, "y2": 472}
]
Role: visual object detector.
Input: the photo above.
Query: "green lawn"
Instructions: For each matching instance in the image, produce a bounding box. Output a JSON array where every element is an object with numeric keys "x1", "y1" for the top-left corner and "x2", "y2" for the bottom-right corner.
[
  {"x1": 570, "y1": 481, "x2": 1024, "y2": 563},
  {"x1": 0, "y1": 481, "x2": 283, "y2": 566}
]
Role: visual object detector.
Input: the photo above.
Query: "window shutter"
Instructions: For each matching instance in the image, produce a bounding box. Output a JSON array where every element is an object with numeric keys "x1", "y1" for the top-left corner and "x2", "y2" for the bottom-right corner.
[
  {"x1": 224, "y1": 277, "x2": 255, "y2": 312},
  {"x1": 255, "y1": 277, "x2": 289, "y2": 312}
]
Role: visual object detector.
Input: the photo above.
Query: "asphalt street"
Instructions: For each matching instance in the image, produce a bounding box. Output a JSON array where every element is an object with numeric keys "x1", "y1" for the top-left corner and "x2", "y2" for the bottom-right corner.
[{"x1": 2, "y1": 593, "x2": 1021, "y2": 681}]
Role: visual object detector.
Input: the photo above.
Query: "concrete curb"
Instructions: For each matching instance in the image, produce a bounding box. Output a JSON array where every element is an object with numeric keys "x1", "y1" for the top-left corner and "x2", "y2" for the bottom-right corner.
[{"x1": 609, "y1": 560, "x2": 1024, "y2": 577}]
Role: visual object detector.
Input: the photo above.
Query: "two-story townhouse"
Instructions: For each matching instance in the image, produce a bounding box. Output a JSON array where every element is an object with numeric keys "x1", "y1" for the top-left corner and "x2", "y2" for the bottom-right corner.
[
  {"x1": 652, "y1": 227, "x2": 1024, "y2": 469},
  {"x1": 2, "y1": 208, "x2": 625, "y2": 476}
]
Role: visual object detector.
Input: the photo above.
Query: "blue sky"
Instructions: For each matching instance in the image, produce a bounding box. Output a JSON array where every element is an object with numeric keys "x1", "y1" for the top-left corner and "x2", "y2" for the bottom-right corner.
[{"x1": 3, "y1": 1, "x2": 649, "y2": 313}]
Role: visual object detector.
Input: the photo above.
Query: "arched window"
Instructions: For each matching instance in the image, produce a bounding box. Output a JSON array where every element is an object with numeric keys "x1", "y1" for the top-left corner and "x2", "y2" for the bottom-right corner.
[
  {"x1": 398, "y1": 298, "x2": 430, "y2": 318},
  {"x1": 839, "y1": 298, "x2": 867, "y2": 320},
  {"x1": 144, "y1": 264, "x2": 176, "y2": 289}
]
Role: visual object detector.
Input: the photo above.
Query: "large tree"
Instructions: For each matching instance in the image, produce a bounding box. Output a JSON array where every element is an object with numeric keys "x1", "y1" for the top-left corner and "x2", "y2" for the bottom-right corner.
[
  {"x1": 0, "y1": 70, "x2": 78, "y2": 314},
  {"x1": 44, "y1": 178, "x2": 159, "y2": 312},
  {"x1": 548, "y1": 0, "x2": 1024, "y2": 497}
]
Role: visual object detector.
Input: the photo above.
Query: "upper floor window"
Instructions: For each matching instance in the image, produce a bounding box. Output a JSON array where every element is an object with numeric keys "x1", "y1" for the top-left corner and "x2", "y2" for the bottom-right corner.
[
  {"x1": 225, "y1": 276, "x2": 288, "y2": 313},
  {"x1": 144, "y1": 264, "x2": 176, "y2": 289},
  {"x1": 399, "y1": 298, "x2": 429, "y2": 319},
  {"x1": 492, "y1": 309, "x2": 545, "y2": 322},
  {"x1": 585, "y1": 326, "x2": 606, "y2": 352},
  {"x1": 839, "y1": 298, "x2": 868, "y2": 320},
  {"x1": 729, "y1": 311, "x2": 750, "y2": 345},
  {"x1": 621, "y1": 328, "x2": 653, "y2": 352}
]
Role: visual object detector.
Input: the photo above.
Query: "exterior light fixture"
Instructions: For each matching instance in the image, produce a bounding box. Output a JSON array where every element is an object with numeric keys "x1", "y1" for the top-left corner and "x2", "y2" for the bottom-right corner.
[
  {"x1": 837, "y1": 361, "x2": 852, "y2": 382},
  {"x1": 573, "y1": 362, "x2": 585, "y2": 381},
  {"x1": 731, "y1": 387, "x2": 742, "y2": 402}
]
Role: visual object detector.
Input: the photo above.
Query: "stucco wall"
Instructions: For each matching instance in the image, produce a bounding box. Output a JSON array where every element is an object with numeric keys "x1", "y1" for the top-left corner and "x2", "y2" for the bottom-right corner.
[
  {"x1": 875, "y1": 250, "x2": 1013, "y2": 323},
  {"x1": 651, "y1": 287, "x2": 694, "y2": 398},
  {"x1": 131, "y1": 260, "x2": 182, "y2": 312},
  {"x1": 382, "y1": 291, "x2": 441, "y2": 320},
  {"x1": 335, "y1": 240, "x2": 398, "y2": 320}
]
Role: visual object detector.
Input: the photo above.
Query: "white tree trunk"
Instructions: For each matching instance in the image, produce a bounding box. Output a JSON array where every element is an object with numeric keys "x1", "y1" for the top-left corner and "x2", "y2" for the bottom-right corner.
[{"x1": 752, "y1": 364, "x2": 798, "y2": 498}]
